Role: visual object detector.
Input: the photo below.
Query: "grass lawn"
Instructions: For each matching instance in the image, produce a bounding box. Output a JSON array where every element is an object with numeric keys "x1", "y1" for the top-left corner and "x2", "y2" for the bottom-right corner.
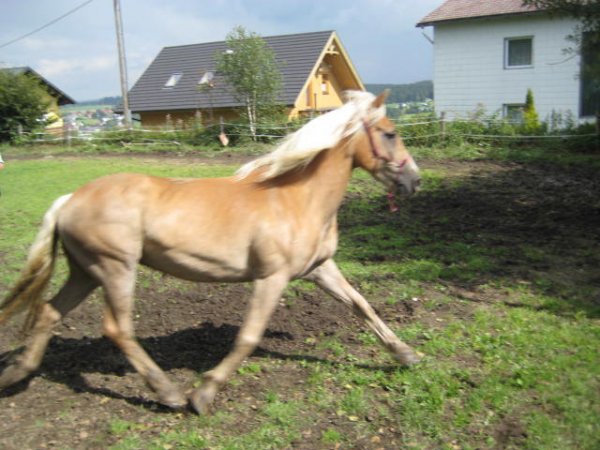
[{"x1": 0, "y1": 148, "x2": 598, "y2": 450}]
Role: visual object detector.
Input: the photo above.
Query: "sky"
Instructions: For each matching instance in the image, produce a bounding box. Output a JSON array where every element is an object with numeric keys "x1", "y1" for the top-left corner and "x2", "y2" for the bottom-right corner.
[{"x1": 0, "y1": 0, "x2": 441, "y2": 102}]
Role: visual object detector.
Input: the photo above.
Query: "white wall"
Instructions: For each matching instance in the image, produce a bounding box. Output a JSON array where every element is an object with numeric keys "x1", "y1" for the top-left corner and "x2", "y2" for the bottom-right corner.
[{"x1": 432, "y1": 15, "x2": 583, "y2": 123}]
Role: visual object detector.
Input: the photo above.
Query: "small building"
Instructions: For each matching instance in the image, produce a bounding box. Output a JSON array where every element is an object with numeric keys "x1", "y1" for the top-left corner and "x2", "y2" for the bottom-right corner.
[
  {"x1": 1, "y1": 66, "x2": 76, "y2": 134},
  {"x1": 417, "y1": 0, "x2": 598, "y2": 123},
  {"x1": 126, "y1": 30, "x2": 364, "y2": 127},
  {"x1": 1, "y1": 66, "x2": 76, "y2": 106}
]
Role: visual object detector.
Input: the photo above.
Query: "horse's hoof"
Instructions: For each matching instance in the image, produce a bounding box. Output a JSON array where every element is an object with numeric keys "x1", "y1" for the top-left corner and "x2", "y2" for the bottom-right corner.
[
  {"x1": 0, "y1": 365, "x2": 31, "y2": 390},
  {"x1": 188, "y1": 389, "x2": 213, "y2": 415},
  {"x1": 395, "y1": 350, "x2": 423, "y2": 366},
  {"x1": 159, "y1": 391, "x2": 188, "y2": 410}
]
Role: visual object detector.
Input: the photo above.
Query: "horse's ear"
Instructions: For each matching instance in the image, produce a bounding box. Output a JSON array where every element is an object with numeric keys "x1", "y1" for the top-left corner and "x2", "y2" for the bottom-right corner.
[{"x1": 372, "y1": 89, "x2": 390, "y2": 108}]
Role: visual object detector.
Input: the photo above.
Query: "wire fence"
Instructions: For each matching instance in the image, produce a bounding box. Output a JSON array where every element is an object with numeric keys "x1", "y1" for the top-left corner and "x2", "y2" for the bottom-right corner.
[
  {"x1": 390, "y1": 114, "x2": 598, "y2": 149},
  {"x1": 10, "y1": 113, "x2": 600, "y2": 151}
]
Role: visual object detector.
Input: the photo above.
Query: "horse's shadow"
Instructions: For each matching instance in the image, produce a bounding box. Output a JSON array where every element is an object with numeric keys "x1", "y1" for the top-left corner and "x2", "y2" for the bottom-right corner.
[{"x1": 0, "y1": 322, "x2": 401, "y2": 411}]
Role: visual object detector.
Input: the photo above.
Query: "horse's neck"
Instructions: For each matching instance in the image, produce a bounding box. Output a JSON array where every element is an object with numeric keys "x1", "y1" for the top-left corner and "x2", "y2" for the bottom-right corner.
[{"x1": 276, "y1": 143, "x2": 354, "y2": 224}]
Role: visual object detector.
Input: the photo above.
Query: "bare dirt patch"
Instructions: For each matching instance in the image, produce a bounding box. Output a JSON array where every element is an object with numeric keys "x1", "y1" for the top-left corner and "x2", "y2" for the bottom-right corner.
[{"x1": 0, "y1": 279, "x2": 418, "y2": 449}]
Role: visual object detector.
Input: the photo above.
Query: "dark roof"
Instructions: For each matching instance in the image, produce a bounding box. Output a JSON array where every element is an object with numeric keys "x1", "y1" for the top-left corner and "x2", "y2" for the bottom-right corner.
[
  {"x1": 417, "y1": 0, "x2": 544, "y2": 27},
  {"x1": 0, "y1": 66, "x2": 76, "y2": 105},
  {"x1": 127, "y1": 30, "x2": 338, "y2": 113}
]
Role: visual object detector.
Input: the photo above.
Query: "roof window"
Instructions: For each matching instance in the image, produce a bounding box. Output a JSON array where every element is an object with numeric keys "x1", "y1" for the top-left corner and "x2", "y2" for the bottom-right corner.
[
  {"x1": 198, "y1": 71, "x2": 214, "y2": 86},
  {"x1": 164, "y1": 72, "x2": 183, "y2": 88}
]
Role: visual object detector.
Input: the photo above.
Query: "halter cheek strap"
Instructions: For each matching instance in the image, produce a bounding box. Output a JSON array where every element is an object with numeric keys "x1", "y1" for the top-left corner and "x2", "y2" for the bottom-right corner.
[
  {"x1": 362, "y1": 119, "x2": 391, "y2": 163},
  {"x1": 362, "y1": 119, "x2": 409, "y2": 170}
]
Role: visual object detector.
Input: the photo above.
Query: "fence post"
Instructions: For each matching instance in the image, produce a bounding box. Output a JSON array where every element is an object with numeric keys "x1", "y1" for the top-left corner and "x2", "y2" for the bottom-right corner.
[
  {"x1": 219, "y1": 116, "x2": 229, "y2": 147},
  {"x1": 63, "y1": 123, "x2": 71, "y2": 147},
  {"x1": 440, "y1": 111, "x2": 446, "y2": 144},
  {"x1": 596, "y1": 111, "x2": 600, "y2": 152}
]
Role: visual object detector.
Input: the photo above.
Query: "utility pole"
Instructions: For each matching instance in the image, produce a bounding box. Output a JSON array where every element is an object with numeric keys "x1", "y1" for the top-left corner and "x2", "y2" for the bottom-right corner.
[{"x1": 113, "y1": 0, "x2": 131, "y2": 128}]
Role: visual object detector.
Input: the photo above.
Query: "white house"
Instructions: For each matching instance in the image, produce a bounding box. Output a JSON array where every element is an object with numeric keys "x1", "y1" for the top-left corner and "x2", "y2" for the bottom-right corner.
[{"x1": 417, "y1": 0, "x2": 596, "y2": 124}]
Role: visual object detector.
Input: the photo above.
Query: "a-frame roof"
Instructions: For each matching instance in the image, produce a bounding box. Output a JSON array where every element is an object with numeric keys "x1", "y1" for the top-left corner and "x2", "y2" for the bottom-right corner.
[
  {"x1": 1, "y1": 66, "x2": 76, "y2": 105},
  {"x1": 127, "y1": 30, "x2": 362, "y2": 113}
]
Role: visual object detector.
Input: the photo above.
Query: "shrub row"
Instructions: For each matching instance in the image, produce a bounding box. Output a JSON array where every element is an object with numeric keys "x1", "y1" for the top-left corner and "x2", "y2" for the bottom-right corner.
[{"x1": 395, "y1": 112, "x2": 597, "y2": 152}]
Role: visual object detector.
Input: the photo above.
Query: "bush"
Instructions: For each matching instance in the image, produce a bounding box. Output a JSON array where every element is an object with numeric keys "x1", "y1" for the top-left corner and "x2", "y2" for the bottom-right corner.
[
  {"x1": 396, "y1": 112, "x2": 440, "y2": 147},
  {"x1": 0, "y1": 71, "x2": 52, "y2": 143}
]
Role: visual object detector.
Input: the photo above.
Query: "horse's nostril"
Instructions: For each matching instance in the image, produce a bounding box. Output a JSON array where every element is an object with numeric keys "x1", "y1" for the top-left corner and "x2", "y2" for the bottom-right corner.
[{"x1": 413, "y1": 177, "x2": 422, "y2": 190}]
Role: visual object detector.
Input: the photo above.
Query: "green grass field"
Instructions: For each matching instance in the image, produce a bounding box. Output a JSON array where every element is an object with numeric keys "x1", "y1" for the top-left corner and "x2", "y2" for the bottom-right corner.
[{"x1": 0, "y1": 148, "x2": 598, "y2": 449}]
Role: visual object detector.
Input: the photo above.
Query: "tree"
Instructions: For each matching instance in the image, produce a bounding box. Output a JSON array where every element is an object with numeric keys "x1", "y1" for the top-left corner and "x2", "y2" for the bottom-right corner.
[
  {"x1": 523, "y1": 89, "x2": 541, "y2": 134},
  {"x1": 0, "y1": 71, "x2": 52, "y2": 143},
  {"x1": 522, "y1": 1, "x2": 600, "y2": 115},
  {"x1": 522, "y1": 0, "x2": 599, "y2": 29},
  {"x1": 215, "y1": 26, "x2": 282, "y2": 139}
]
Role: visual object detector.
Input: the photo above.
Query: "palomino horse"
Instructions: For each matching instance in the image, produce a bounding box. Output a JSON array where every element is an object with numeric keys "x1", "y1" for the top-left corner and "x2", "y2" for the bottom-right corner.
[{"x1": 0, "y1": 91, "x2": 421, "y2": 414}]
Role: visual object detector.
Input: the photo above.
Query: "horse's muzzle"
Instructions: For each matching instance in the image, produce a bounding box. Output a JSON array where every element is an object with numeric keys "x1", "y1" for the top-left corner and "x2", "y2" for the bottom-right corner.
[
  {"x1": 395, "y1": 175, "x2": 421, "y2": 196},
  {"x1": 411, "y1": 176, "x2": 422, "y2": 194}
]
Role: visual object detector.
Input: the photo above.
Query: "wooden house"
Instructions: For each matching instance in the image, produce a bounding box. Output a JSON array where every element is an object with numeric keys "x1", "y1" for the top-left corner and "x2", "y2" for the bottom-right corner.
[{"x1": 126, "y1": 31, "x2": 364, "y2": 127}]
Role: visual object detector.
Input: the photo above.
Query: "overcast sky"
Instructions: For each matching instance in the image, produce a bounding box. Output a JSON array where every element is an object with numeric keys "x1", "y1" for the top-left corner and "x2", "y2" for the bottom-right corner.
[{"x1": 0, "y1": 0, "x2": 440, "y2": 101}]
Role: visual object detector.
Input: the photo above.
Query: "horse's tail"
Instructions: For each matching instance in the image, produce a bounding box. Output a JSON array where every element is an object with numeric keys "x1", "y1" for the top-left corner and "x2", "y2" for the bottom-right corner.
[{"x1": 0, "y1": 193, "x2": 72, "y2": 331}]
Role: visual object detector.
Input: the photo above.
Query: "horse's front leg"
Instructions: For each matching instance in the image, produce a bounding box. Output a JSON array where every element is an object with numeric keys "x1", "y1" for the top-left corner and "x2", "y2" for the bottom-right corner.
[
  {"x1": 304, "y1": 259, "x2": 421, "y2": 365},
  {"x1": 189, "y1": 272, "x2": 289, "y2": 415}
]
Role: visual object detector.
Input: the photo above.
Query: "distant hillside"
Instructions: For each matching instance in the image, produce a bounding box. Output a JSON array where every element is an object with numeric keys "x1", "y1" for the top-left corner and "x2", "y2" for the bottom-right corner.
[
  {"x1": 77, "y1": 96, "x2": 122, "y2": 106},
  {"x1": 72, "y1": 84, "x2": 432, "y2": 110},
  {"x1": 365, "y1": 81, "x2": 433, "y2": 103}
]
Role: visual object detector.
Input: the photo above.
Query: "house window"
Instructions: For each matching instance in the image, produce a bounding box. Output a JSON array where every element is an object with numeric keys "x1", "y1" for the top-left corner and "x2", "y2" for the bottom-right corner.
[
  {"x1": 505, "y1": 37, "x2": 533, "y2": 68},
  {"x1": 503, "y1": 104, "x2": 525, "y2": 123},
  {"x1": 164, "y1": 72, "x2": 183, "y2": 88},
  {"x1": 580, "y1": 32, "x2": 600, "y2": 117},
  {"x1": 321, "y1": 74, "x2": 330, "y2": 95}
]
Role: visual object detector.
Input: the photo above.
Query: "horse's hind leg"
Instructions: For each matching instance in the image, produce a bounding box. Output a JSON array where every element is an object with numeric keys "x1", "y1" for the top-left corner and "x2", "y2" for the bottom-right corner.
[
  {"x1": 304, "y1": 259, "x2": 421, "y2": 365},
  {"x1": 0, "y1": 262, "x2": 97, "y2": 389},
  {"x1": 99, "y1": 260, "x2": 186, "y2": 409},
  {"x1": 189, "y1": 272, "x2": 288, "y2": 414}
]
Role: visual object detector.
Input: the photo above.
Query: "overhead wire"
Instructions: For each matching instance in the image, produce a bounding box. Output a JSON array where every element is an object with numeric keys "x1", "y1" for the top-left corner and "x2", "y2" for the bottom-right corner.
[{"x1": 0, "y1": 0, "x2": 95, "y2": 50}]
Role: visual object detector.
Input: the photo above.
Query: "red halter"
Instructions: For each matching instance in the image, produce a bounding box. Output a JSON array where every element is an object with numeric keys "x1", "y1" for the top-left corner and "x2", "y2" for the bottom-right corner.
[{"x1": 362, "y1": 119, "x2": 407, "y2": 213}]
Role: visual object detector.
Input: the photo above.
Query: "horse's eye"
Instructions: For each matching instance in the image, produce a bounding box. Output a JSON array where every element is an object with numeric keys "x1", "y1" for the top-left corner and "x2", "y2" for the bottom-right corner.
[{"x1": 384, "y1": 131, "x2": 397, "y2": 140}]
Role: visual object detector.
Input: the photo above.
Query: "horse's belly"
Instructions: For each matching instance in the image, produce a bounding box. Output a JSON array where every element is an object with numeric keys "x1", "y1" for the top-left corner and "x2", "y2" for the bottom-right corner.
[{"x1": 141, "y1": 248, "x2": 251, "y2": 283}]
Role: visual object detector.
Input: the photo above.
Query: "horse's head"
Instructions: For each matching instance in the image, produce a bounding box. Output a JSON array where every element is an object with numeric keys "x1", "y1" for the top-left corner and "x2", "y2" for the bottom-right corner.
[{"x1": 353, "y1": 91, "x2": 421, "y2": 199}]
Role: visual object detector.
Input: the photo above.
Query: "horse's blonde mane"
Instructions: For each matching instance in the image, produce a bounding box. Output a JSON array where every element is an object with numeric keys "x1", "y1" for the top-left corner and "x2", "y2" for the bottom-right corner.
[{"x1": 236, "y1": 91, "x2": 386, "y2": 181}]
